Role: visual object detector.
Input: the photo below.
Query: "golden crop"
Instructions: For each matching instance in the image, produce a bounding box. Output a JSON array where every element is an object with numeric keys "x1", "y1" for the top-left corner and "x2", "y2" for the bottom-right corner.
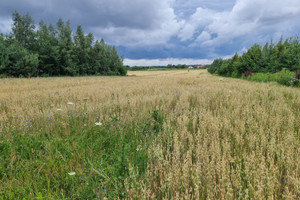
[{"x1": 1, "y1": 70, "x2": 299, "y2": 199}]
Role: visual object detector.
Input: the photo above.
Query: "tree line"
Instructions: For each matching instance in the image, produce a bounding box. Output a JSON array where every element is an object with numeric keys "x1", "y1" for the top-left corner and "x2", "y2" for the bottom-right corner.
[
  {"x1": 208, "y1": 37, "x2": 300, "y2": 77},
  {"x1": 0, "y1": 11, "x2": 127, "y2": 77}
]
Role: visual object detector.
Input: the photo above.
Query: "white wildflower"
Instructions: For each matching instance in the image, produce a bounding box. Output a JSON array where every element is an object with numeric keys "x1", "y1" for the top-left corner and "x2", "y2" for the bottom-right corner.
[
  {"x1": 95, "y1": 122, "x2": 102, "y2": 126},
  {"x1": 68, "y1": 172, "x2": 76, "y2": 176},
  {"x1": 67, "y1": 102, "x2": 74, "y2": 105}
]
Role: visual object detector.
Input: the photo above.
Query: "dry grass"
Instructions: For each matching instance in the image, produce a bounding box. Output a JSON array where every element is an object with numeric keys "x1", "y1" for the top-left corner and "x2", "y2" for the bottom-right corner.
[{"x1": 1, "y1": 69, "x2": 300, "y2": 199}]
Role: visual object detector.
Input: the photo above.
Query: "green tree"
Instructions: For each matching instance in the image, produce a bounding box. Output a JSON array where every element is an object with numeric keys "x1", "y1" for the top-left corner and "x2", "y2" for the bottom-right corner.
[
  {"x1": 35, "y1": 21, "x2": 60, "y2": 76},
  {"x1": 240, "y1": 44, "x2": 262, "y2": 73},
  {"x1": 73, "y1": 25, "x2": 95, "y2": 75},
  {"x1": 99, "y1": 38, "x2": 110, "y2": 74},
  {"x1": 11, "y1": 11, "x2": 36, "y2": 50},
  {"x1": 85, "y1": 33, "x2": 94, "y2": 74},
  {"x1": 0, "y1": 11, "x2": 126, "y2": 77},
  {"x1": 0, "y1": 34, "x2": 10, "y2": 76},
  {"x1": 1, "y1": 40, "x2": 38, "y2": 77},
  {"x1": 57, "y1": 19, "x2": 76, "y2": 76},
  {"x1": 228, "y1": 53, "x2": 241, "y2": 77},
  {"x1": 207, "y1": 58, "x2": 224, "y2": 74}
]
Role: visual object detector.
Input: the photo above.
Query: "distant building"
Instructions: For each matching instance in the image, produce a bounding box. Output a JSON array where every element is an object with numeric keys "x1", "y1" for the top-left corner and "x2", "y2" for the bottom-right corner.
[
  {"x1": 197, "y1": 65, "x2": 205, "y2": 68},
  {"x1": 188, "y1": 66, "x2": 194, "y2": 69}
]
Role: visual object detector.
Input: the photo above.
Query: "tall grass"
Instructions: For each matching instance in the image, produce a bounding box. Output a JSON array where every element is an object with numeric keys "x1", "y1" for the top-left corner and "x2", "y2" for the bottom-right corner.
[{"x1": 1, "y1": 70, "x2": 300, "y2": 199}]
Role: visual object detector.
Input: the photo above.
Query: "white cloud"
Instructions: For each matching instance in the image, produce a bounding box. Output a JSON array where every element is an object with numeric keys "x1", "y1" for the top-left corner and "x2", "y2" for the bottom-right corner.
[
  {"x1": 177, "y1": 22, "x2": 194, "y2": 41},
  {"x1": 196, "y1": 31, "x2": 211, "y2": 42},
  {"x1": 0, "y1": 17, "x2": 12, "y2": 34},
  {"x1": 186, "y1": 0, "x2": 300, "y2": 48},
  {"x1": 124, "y1": 58, "x2": 212, "y2": 66},
  {"x1": 178, "y1": 7, "x2": 217, "y2": 41}
]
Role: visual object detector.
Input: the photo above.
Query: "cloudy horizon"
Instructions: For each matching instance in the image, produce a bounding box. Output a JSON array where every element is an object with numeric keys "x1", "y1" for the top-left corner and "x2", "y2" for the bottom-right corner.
[{"x1": 1, "y1": 0, "x2": 300, "y2": 66}]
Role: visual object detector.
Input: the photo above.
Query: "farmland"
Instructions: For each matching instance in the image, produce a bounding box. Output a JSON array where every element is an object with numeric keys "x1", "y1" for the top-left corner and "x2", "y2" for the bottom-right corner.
[{"x1": 0, "y1": 70, "x2": 300, "y2": 199}]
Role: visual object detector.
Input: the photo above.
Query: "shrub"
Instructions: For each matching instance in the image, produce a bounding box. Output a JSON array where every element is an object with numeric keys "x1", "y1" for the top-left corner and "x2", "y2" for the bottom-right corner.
[
  {"x1": 271, "y1": 69, "x2": 294, "y2": 86},
  {"x1": 246, "y1": 69, "x2": 296, "y2": 86},
  {"x1": 246, "y1": 72, "x2": 270, "y2": 82}
]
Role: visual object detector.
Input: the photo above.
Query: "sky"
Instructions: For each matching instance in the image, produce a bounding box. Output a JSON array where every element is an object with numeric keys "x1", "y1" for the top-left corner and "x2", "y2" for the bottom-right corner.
[{"x1": 0, "y1": 0, "x2": 300, "y2": 66}]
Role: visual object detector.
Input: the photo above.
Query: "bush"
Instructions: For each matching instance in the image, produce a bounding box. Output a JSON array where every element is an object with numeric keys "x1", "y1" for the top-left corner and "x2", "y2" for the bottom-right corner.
[
  {"x1": 246, "y1": 72, "x2": 271, "y2": 82},
  {"x1": 118, "y1": 65, "x2": 127, "y2": 76},
  {"x1": 246, "y1": 69, "x2": 296, "y2": 86},
  {"x1": 271, "y1": 69, "x2": 295, "y2": 86}
]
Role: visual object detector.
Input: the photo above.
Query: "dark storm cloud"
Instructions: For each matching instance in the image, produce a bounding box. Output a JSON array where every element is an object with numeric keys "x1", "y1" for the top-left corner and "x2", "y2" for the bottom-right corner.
[
  {"x1": 0, "y1": 0, "x2": 172, "y2": 30},
  {"x1": 1, "y1": 0, "x2": 300, "y2": 66}
]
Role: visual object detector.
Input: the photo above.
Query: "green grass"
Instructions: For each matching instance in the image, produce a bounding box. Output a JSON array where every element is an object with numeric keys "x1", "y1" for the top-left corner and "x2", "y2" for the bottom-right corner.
[
  {"x1": 0, "y1": 108, "x2": 163, "y2": 199},
  {"x1": 245, "y1": 69, "x2": 299, "y2": 86}
]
